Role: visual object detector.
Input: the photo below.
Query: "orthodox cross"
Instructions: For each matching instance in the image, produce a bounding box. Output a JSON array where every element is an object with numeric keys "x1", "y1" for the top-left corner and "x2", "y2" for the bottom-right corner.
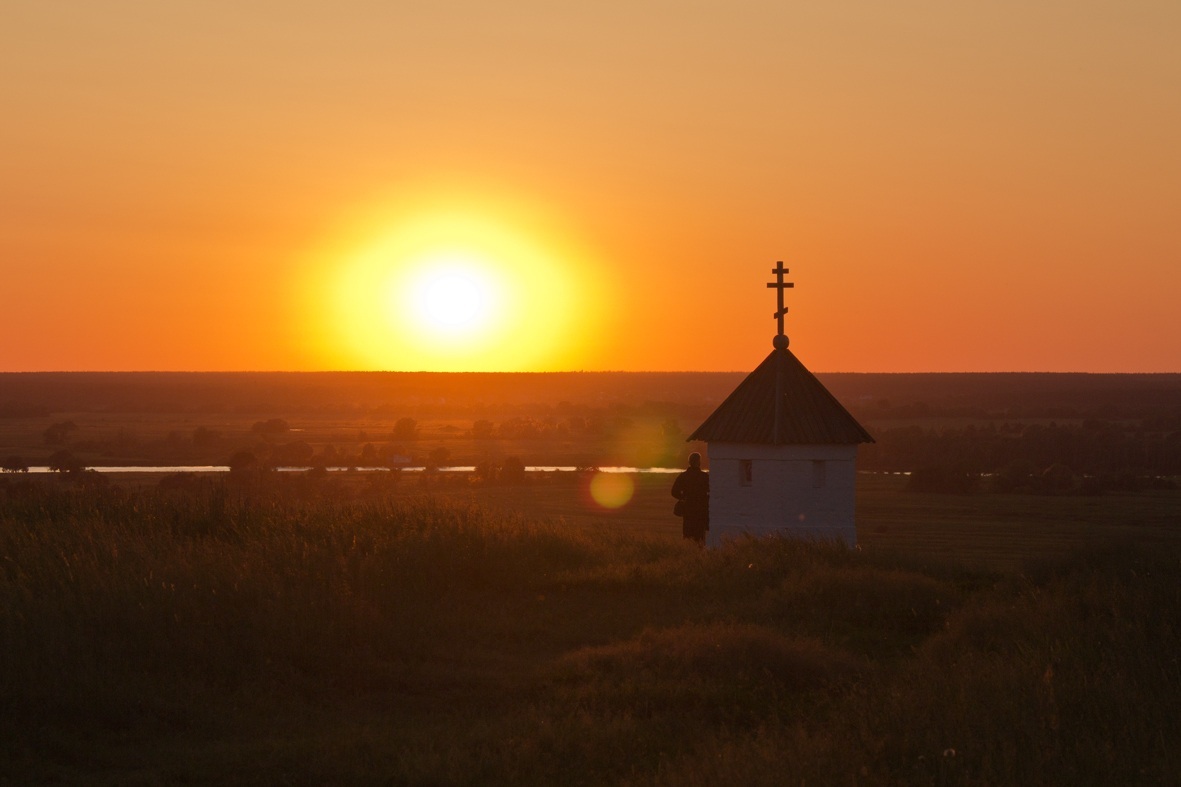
[{"x1": 767, "y1": 261, "x2": 794, "y2": 337}]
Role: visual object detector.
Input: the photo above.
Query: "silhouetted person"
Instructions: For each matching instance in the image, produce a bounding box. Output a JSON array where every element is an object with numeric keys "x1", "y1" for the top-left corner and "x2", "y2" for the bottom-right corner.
[{"x1": 672, "y1": 452, "x2": 709, "y2": 543}]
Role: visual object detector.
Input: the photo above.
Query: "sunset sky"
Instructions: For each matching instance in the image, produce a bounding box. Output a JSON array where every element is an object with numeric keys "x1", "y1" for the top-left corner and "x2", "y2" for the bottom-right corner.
[{"x1": 3, "y1": 1, "x2": 1178, "y2": 373}]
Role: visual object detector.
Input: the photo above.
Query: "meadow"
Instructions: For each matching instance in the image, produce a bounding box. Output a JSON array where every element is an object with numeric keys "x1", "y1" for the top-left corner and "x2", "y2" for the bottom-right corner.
[
  {"x1": 3, "y1": 472, "x2": 1180, "y2": 785},
  {"x1": 5, "y1": 370, "x2": 1181, "y2": 475}
]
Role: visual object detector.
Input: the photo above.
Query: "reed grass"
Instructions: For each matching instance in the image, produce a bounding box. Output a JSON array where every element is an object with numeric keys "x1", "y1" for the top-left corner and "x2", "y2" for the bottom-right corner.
[{"x1": 2, "y1": 479, "x2": 1179, "y2": 784}]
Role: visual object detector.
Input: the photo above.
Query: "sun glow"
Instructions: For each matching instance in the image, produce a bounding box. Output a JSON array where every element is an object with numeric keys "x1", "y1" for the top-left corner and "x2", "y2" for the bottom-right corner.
[
  {"x1": 303, "y1": 206, "x2": 600, "y2": 371},
  {"x1": 403, "y1": 255, "x2": 501, "y2": 337}
]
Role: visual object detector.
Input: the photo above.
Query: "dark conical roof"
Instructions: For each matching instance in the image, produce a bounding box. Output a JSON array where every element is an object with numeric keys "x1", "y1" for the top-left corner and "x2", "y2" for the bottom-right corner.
[{"x1": 688, "y1": 348, "x2": 874, "y2": 445}]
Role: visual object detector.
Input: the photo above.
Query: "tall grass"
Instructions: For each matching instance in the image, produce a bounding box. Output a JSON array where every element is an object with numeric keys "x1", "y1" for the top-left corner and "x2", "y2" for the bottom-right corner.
[{"x1": 2, "y1": 479, "x2": 1179, "y2": 784}]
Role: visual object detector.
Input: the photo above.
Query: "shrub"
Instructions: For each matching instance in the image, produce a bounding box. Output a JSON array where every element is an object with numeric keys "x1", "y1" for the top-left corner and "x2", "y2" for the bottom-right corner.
[
  {"x1": 0, "y1": 455, "x2": 28, "y2": 473},
  {"x1": 500, "y1": 456, "x2": 526, "y2": 484},
  {"x1": 46, "y1": 449, "x2": 82, "y2": 473},
  {"x1": 392, "y1": 417, "x2": 418, "y2": 440},
  {"x1": 250, "y1": 418, "x2": 289, "y2": 436},
  {"x1": 226, "y1": 450, "x2": 258, "y2": 474}
]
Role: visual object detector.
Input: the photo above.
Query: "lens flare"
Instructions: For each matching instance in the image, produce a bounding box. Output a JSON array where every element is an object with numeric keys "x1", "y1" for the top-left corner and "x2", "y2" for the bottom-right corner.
[{"x1": 588, "y1": 471, "x2": 635, "y2": 510}]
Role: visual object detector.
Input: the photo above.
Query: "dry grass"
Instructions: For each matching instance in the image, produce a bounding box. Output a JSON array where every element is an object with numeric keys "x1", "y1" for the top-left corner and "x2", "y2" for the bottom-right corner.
[{"x1": 2, "y1": 478, "x2": 1180, "y2": 785}]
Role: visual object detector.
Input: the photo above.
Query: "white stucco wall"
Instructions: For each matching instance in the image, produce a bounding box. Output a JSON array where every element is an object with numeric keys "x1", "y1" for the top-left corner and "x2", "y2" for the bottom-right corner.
[{"x1": 705, "y1": 442, "x2": 859, "y2": 547}]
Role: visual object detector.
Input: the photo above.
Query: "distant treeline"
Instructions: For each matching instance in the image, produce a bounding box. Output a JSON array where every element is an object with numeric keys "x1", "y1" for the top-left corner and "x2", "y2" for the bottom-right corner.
[
  {"x1": 0, "y1": 372, "x2": 742, "y2": 417},
  {"x1": 833, "y1": 371, "x2": 1181, "y2": 422},
  {"x1": 3, "y1": 371, "x2": 1180, "y2": 421},
  {"x1": 863, "y1": 420, "x2": 1181, "y2": 493}
]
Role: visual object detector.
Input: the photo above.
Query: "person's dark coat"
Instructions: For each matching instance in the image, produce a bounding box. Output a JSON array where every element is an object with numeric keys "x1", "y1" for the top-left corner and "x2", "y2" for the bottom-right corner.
[{"x1": 671, "y1": 466, "x2": 709, "y2": 542}]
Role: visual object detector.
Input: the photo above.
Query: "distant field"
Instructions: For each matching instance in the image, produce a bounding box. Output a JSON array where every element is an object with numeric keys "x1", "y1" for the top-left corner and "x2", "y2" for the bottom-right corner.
[
  {"x1": 13, "y1": 468, "x2": 1167, "y2": 573},
  {"x1": 853, "y1": 473, "x2": 1181, "y2": 569},
  {"x1": 409, "y1": 472, "x2": 1181, "y2": 571},
  {"x1": 3, "y1": 369, "x2": 1179, "y2": 570},
  {"x1": 4, "y1": 370, "x2": 1180, "y2": 478}
]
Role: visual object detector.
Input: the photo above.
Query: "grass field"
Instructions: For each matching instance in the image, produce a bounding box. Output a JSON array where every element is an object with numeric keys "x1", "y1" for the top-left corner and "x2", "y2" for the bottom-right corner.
[
  {"x1": 3, "y1": 472, "x2": 1180, "y2": 784},
  {"x1": 428, "y1": 471, "x2": 1181, "y2": 571}
]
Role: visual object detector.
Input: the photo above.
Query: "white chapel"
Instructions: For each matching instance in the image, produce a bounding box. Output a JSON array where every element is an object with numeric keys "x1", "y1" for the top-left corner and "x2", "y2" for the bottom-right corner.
[{"x1": 688, "y1": 264, "x2": 874, "y2": 547}]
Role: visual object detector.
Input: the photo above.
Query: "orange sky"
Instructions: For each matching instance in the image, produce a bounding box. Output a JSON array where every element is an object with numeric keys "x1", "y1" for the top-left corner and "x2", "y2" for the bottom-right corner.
[{"x1": 2, "y1": 2, "x2": 1179, "y2": 373}]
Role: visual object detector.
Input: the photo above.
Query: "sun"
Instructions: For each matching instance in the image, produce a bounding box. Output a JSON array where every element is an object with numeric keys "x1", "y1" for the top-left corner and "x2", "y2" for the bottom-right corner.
[
  {"x1": 404, "y1": 255, "x2": 501, "y2": 337},
  {"x1": 304, "y1": 207, "x2": 603, "y2": 371}
]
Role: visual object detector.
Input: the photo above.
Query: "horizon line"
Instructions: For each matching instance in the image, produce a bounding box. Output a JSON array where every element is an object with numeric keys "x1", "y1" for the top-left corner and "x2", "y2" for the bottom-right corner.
[{"x1": 3, "y1": 369, "x2": 1181, "y2": 376}]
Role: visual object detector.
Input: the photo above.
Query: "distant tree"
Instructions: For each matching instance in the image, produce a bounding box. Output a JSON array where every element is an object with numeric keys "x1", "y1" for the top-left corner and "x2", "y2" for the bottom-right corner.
[
  {"x1": 251, "y1": 418, "x2": 290, "y2": 436},
  {"x1": 0, "y1": 455, "x2": 29, "y2": 473},
  {"x1": 500, "y1": 456, "x2": 526, "y2": 485},
  {"x1": 358, "y1": 443, "x2": 379, "y2": 466},
  {"x1": 427, "y1": 446, "x2": 451, "y2": 470},
  {"x1": 392, "y1": 417, "x2": 418, "y2": 441},
  {"x1": 472, "y1": 419, "x2": 495, "y2": 439},
  {"x1": 319, "y1": 444, "x2": 340, "y2": 466},
  {"x1": 498, "y1": 418, "x2": 544, "y2": 439},
  {"x1": 46, "y1": 450, "x2": 82, "y2": 473},
  {"x1": 43, "y1": 421, "x2": 78, "y2": 445},
  {"x1": 474, "y1": 459, "x2": 497, "y2": 483},
  {"x1": 227, "y1": 450, "x2": 257, "y2": 475}
]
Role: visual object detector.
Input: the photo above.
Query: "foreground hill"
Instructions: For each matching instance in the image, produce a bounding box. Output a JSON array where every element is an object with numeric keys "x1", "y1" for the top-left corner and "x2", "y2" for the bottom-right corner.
[{"x1": 3, "y1": 481, "x2": 1179, "y2": 784}]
